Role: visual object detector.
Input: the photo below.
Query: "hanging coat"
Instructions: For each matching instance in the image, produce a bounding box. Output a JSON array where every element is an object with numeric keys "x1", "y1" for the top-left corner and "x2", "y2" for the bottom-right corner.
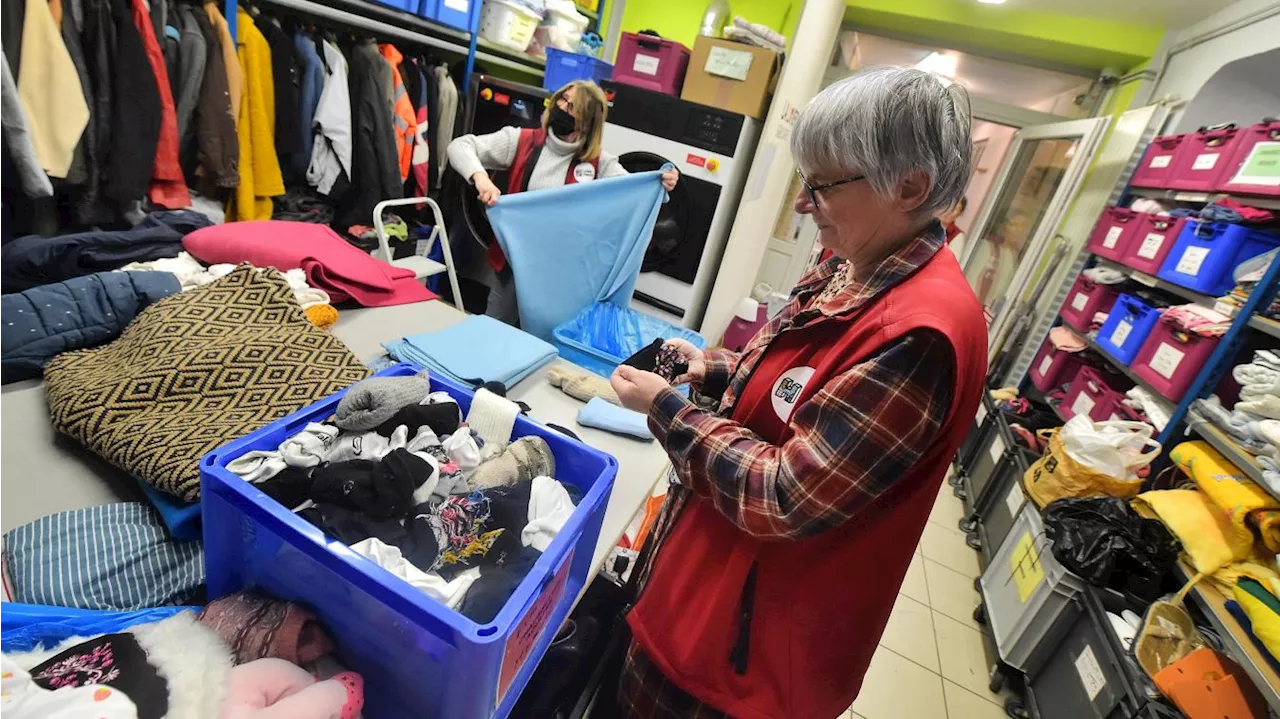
[
  {"x1": 188, "y1": 4, "x2": 236, "y2": 189},
  {"x1": 16, "y1": 0, "x2": 88, "y2": 178},
  {"x1": 228, "y1": 7, "x2": 283, "y2": 222},
  {"x1": 76, "y1": 0, "x2": 116, "y2": 224},
  {"x1": 337, "y1": 40, "x2": 399, "y2": 227},
  {"x1": 205, "y1": 2, "x2": 241, "y2": 123},
  {"x1": 130, "y1": 0, "x2": 189, "y2": 208},
  {"x1": 105, "y1": 0, "x2": 161, "y2": 206},
  {"x1": 307, "y1": 38, "x2": 350, "y2": 198},
  {"x1": 377, "y1": 43, "x2": 414, "y2": 182},
  {"x1": 407, "y1": 57, "x2": 429, "y2": 197}
]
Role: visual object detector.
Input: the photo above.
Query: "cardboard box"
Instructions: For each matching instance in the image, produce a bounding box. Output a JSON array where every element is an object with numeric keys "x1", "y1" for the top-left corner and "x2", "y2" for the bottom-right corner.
[{"x1": 680, "y1": 36, "x2": 781, "y2": 119}]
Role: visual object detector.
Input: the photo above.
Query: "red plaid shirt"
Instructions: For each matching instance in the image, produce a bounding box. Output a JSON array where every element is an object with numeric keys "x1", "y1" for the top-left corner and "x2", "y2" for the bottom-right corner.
[{"x1": 645, "y1": 225, "x2": 955, "y2": 546}]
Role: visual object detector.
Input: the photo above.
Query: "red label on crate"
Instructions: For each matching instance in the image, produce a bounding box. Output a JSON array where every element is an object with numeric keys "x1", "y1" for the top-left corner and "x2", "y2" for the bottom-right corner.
[
  {"x1": 494, "y1": 92, "x2": 510, "y2": 106},
  {"x1": 495, "y1": 549, "x2": 575, "y2": 707},
  {"x1": 686, "y1": 154, "x2": 706, "y2": 167}
]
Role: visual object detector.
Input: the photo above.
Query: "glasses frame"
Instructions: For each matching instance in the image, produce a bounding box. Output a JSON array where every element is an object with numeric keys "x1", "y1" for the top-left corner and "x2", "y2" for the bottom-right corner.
[{"x1": 797, "y1": 169, "x2": 866, "y2": 207}]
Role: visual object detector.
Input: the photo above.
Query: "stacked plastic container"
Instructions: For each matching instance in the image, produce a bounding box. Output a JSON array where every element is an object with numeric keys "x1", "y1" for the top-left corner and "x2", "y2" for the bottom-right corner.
[
  {"x1": 1059, "y1": 274, "x2": 1120, "y2": 331},
  {"x1": 1131, "y1": 320, "x2": 1222, "y2": 400},
  {"x1": 1085, "y1": 207, "x2": 1142, "y2": 261},
  {"x1": 543, "y1": 48, "x2": 613, "y2": 91},
  {"x1": 1156, "y1": 220, "x2": 1280, "y2": 295},
  {"x1": 1219, "y1": 121, "x2": 1280, "y2": 198},
  {"x1": 1119, "y1": 214, "x2": 1188, "y2": 275},
  {"x1": 478, "y1": 0, "x2": 541, "y2": 52},
  {"x1": 1029, "y1": 337, "x2": 1089, "y2": 394},
  {"x1": 201, "y1": 365, "x2": 620, "y2": 719},
  {"x1": 1130, "y1": 121, "x2": 1278, "y2": 197},
  {"x1": 1169, "y1": 125, "x2": 1244, "y2": 191},
  {"x1": 425, "y1": 0, "x2": 482, "y2": 30},
  {"x1": 612, "y1": 32, "x2": 690, "y2": 96},
  {"x1": 1130, "y1": 135, "x2": 1187, "y2": 188},
  {"x1": 1096, "y1": 294, "x2": 1163, "y2": 365},
  {"x1": 1060, "y1": 366, "x2": 1126, "y2": 422}
]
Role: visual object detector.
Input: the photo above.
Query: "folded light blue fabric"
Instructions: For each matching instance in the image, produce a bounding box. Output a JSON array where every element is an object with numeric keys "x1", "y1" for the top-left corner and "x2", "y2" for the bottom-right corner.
[
  {"x1": 383, "y1": 314, "x2": 558, "y2": 387},
  {"x1": 486, "y1": 168, "x2": 669, "y2": 341},
  {"x1": 577, "y1": 397, "x2": 653, "y2": 440}
]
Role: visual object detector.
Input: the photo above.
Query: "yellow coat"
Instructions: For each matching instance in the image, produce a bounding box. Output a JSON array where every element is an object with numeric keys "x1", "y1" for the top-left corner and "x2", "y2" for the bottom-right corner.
[{"x1": 228, "y1": 8, "x2": 283, "y2": 222}]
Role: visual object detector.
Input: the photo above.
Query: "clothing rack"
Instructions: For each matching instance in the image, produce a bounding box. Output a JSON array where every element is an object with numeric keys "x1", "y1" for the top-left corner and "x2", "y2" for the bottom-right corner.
[{"x1": 227, "y1": 0, "x2": 542, "y2": 80}]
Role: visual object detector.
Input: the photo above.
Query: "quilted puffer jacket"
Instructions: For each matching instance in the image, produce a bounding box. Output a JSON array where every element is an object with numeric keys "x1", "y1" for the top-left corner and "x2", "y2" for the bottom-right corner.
[{"x1": 2, "y1": 271, "x2": 181, "y2": 384}]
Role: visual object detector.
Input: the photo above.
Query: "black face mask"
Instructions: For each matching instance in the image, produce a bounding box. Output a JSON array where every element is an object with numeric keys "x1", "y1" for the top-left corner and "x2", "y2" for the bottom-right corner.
[{"x1": 548, "y1": 106, "x2": 578, "y2": 138}]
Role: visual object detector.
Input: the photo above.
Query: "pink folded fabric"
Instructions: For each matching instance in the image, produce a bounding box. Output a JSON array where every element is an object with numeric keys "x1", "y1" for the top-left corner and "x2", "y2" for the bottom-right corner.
[
  {"x1": 184, "y1": 221, "x2": 435, "y2": 307},
  {"x1": 1049, "y1": 326, "x2": 1087, "y2": 352}
]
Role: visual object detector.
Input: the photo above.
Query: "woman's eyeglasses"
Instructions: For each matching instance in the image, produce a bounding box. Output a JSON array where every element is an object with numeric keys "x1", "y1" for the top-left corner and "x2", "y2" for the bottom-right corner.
[{"x1": 797, "y1": 169, "x2": 866, "y2": 207}]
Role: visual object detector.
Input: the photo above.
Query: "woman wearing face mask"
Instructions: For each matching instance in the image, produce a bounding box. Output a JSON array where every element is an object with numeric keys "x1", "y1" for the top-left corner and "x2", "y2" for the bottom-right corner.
[{"x1": 448, "y1": 80, "x2": 679, "y2": 324}]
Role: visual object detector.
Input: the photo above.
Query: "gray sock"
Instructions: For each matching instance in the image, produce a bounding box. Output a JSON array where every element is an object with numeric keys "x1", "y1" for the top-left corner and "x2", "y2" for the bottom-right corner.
[{"x1": 334, "y1": 375, "x2": 432, "y2": 431}]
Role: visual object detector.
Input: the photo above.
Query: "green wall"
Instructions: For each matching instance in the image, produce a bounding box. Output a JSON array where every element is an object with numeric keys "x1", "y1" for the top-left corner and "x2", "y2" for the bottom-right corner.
[{"x1": 611, "y1": 0, "x2": 799, "y2": 58}]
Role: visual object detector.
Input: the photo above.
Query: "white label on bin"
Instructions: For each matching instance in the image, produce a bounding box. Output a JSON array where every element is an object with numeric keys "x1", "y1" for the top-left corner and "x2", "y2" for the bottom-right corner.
[
  {"x1": 1149, "y1": 154, "x2": 1172, "y2": 169},
  {"x1": 496, "y1": 549, "x2": 575, "y2": 707},
  {"x1": 1149, "y1": 342, "x2": 1186, "y2": 380},
  {"x1": 1071, "y1": 292, "x2": 1089, "y2": 311},
  {"x1": 443, "y1": 0, "x2": 467, "y2": 10},
  {"x1": 632, "y1": 54, "x2": 660, "y2": 76},
  {"x1": 1175, "y1": 246, "x2": 1210, "y2": 276},
  {"x1": 1110, "y1": 320, "x2": 1132, "y2": 348},
  {"x1": 1192, "y1": 152, "x2": 1220, "y2": 171},
  {"x1": 705, "y1": 46, "x2": 754, "y2": 81},
  {"x1": 1038, "y1": 354, "x2": 1054, "y2": 378},
  {"x1": 989, "y1": 435, "x2": 1006, "y2": 465},
  {"x1": 1136, "y1": 232, "x2": 1166, "y2": 260},
  {"x1": 1071, "y1": 392, "x2": 1096, "y2": 418},
  {"x1": 1075, "y1": 645, "x2": 1108, "y2": 701},
  {"x1": 1102, "y1": 226, "x2": 1124, "y2": 249},
  {"x1": 975, "y1": 403, "x2": 988, "y2": 426},
  {"x1": 1005, "y1": 483, "x2": 1024, "y2": 517}
]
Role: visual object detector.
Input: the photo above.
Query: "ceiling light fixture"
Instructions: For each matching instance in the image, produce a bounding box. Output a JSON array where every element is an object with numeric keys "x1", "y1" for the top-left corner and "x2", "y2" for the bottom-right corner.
[
  {"x1": 916, "y1": 51, "x2": 959, "y2": 78},
  {"x1": 977, "y1": 0, "x2": 1008, "y2": 4}
]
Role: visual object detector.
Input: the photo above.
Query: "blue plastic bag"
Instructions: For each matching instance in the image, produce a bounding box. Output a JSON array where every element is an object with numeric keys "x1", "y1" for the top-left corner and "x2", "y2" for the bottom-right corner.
[
  {"x1": 561, "y1": 303, "x2": 705, "y2": 360},
  {"x1": 0, "y1": 602, "x2": 196, "y2": 651}
]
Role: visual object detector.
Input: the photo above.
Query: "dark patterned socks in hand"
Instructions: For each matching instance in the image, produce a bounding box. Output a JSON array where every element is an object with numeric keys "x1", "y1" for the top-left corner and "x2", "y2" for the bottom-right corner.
[{"x1": 622, "y1": 339, "x2": 689, "y2": 382}]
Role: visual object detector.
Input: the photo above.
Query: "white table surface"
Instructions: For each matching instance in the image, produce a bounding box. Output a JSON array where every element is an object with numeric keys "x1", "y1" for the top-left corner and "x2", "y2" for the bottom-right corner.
[{"x1": 1, "y1": 300, "x2": 668, "y2": 584}]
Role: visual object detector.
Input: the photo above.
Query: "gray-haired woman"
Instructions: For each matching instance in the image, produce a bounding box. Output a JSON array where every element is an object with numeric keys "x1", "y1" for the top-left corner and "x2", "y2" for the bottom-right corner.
[{"x1": 607, "y1": 66, "x2": 990, "y2": 718}]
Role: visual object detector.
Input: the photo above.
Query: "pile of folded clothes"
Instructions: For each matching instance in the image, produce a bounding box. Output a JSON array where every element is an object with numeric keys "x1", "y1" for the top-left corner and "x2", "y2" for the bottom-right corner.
[
  {"x1": 1192, "y1": 350, "x2": 1280, "y2": 492},
  {"x1": 722, "y1": 16, "x2": 787, "y2": 52},
  {"x1": 1217, "y1": 248, "x2": 1280, "y2": 321},
  {"x1": 227, "y1": 374, "x2": 579, "y2": 623},
  {"x1": 383, "y1": 314, "x2": 558, "y2": 388}
]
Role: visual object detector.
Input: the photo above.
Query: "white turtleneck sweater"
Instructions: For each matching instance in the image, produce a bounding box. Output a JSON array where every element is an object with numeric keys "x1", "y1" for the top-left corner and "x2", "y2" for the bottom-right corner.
[{"x1": 446, "y1": 126, "x2": 627, "y2": 191}]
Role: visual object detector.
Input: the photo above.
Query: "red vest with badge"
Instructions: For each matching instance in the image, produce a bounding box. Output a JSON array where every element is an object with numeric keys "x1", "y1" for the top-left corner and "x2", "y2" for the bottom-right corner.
[
  {"x1": 485, "y1": 128, "x2": 600, "y2": 272},
  {"x1": 627, "y1": 247, "x2": 987, "y2": 719}
]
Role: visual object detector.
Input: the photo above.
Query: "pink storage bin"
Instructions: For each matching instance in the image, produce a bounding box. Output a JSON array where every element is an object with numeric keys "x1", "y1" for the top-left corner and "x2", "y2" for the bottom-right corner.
[
  {"x1": 1218, "y1": 121, "x2": 1280, "y2": 198},
  {"x1": 1118, "y1": 214, "x2": 1188, "y2": 275},
  {"x1": 1131, "y1": 322, "x2": 1221, "y2": 401},
  {"x1": 1169, "y1": 125, "x2": 1244, "y2": 191},
  {"x1": 1029, "y1": 338, "x2": 1089, "y2": 393},
  {"x1": 1059, "y1": 274, "x2": 1120, "y2": 331},
  {"x1": 612, "y1": 33, "x2": 690, "y2": 96},
  {"x1": 1131, "y1": 135, "x2": 1187, "y2": 188},
  {"x1": 1086, "y1": 207, "x2": 1142, "y2": 260},
  {"x1": 1060, "y1": 367, "x2": 1124, "y2": 422}
]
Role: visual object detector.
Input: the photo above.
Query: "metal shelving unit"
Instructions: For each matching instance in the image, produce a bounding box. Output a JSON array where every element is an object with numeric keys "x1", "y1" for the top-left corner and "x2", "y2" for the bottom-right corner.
[
  {"x1": 1128, "y1": 186, "x2": 1280, "y2": 212},
  {"x1": 1078, "y1": 334, "x2": 1175, "y2": 415}
]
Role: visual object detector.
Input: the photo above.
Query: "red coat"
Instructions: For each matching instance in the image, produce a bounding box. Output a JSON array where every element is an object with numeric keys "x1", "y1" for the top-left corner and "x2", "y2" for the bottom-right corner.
[
  {"x1": 627, "y1": 247, "x2": 987, "y2": 719},
  {"x1": 130, "y1": 0, "x2": 189, "y2": 209}
]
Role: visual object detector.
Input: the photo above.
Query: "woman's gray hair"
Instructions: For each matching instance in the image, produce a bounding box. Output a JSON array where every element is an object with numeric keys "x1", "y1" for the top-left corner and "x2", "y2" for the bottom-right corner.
[{"x1": 791, "y1": 66, "x2": 973, "y2": 218}]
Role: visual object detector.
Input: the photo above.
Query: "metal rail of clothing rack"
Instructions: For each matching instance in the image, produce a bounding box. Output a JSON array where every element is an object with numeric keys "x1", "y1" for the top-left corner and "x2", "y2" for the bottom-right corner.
[{"x1": 223, "y1": 0, "x2": 547, "y2": 81}]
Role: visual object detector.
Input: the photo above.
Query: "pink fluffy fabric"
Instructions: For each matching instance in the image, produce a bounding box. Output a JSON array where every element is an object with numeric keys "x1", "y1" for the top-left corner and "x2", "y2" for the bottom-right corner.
[
  {"x1": 222, "y1": 659, "x2": 360, "y2": 719},
  {"x1": 183, "y1": 221, "x2": 435, "y2": 307}
]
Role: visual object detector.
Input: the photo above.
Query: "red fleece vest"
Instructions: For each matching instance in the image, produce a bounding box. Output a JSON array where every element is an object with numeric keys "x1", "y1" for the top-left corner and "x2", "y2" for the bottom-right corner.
[
  {"x1": 627, "y1": 247, "x2": 987, "y2": 719},
  {"x1": 485, "y1": 128, "x2": 600, "y2": 272}
]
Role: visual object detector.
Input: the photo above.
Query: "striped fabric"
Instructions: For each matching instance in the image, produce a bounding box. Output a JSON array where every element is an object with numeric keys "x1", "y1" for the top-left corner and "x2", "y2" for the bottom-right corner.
[{"x1": 2, "y1": 504, "x2": 204, "y2": 611}]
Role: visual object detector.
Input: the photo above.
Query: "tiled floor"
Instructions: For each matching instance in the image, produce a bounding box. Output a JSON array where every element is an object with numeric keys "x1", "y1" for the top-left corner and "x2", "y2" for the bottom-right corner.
[{"x1": 844, "y1": 473, "x2": 1009, "y2": 719}]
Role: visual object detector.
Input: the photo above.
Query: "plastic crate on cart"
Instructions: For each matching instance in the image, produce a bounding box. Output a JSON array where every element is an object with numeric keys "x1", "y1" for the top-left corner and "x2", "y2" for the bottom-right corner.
[
  {"x1": 543, "y1": 48, "x2": 613, "y2": 91},
  {"x1": 1118, "y1": 214, "x2": 1188, "y2": 276},
  {"x1": 1096, "y1": 293, "x2": 1163, "y2": 365},
  {"x1": 612, "y1": 32, "x2": 690, "y2": 96},
  {"x1": 201, "y1": 364, "x2": 619, "y2": 719},
  {"x1": 1131, "y1": 322, "x2": 1222, "y2": 401},
  {"x1": 1169, "y1": 125, "x2": 1244, "y2": 192},
  {"x1": 1218, "y1": 120, "x2": 1280, "y2": 198},
  {"x1": 1157, "y1": 220, "x2": 1280, "y2": 296},
  {"x1": 1131, "y1": 135, "x2": 1187, "y2": 188},
  {"x1": 1086, "y1": 207, "x2": 1142, "y2": 261},
  {"x1": 1059, "y1": 274, "x2": 1120, "y2": 332}
]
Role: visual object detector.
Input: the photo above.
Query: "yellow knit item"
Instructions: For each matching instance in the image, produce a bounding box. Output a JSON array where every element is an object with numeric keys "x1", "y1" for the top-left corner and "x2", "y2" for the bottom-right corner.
[
  {"x1": 305, "y1": 304, "x2": 338, "y2": 330},
  {"x1": 227, "y1": 8, "x2": 283, "y2": 222},
  {"x1": 1170, "y1": 441, "x2": 1280, "y2": 553}
]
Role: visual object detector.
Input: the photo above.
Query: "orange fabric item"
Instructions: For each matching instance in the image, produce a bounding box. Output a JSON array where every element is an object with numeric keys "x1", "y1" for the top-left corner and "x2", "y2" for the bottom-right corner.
[
  {"x1": 130, "y1": 0, "x2": 190, "y2": 208},
  {"x1": 305, "y1": 304, "x2": 338, "y2": 330},
  {"x1": 378, "y1": 43, "x2": 415, "y2": 182},
  {"x1": 1154, "y1": 648, "x2": 1267, "y2": 718}
]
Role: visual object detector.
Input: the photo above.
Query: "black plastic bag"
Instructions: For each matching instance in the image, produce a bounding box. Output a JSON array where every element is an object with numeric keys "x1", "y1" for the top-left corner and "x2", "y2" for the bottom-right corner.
[{"x1": 1044, "y1": 497, "x2": 1181, "y2": 602}]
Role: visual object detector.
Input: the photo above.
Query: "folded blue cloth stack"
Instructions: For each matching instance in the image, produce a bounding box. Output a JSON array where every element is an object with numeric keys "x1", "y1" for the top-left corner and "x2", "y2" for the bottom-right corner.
[
  {"x1": 577, "y1": 397, "x2": 653, "y2": 440},
  {"x1": 383, "y1": 314, "x2": 558, "y2": 387}
]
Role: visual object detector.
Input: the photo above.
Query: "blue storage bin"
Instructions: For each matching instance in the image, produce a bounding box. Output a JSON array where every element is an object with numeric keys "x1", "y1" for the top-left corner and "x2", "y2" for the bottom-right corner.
[
  {"x1": 543, "y1": 48, "x2": 613, "y2": 91},
  {"x1": 367, "y1": 0, "x2": 421, "y2": 14},
  {"x1": 201, "y1": 364, "x2": 618, "y2": 719},
  {"x1": 425, "y1": 0, "x2": 481, "y2": 30},
  {"x1": 1156, "y1": 220, "x2": 1280, "y2": 295},
  {"x1": 1095, "y1": 293, "x2": 1163, "y2": 365},
  {"x1": 552, "y1": 303, "x2": 706, "y2": 379}
]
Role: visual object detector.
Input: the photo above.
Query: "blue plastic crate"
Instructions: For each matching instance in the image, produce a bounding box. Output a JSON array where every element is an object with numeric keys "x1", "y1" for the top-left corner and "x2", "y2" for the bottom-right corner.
[
  {"x1": 201, "y1": 364, "x2": 618, "y2": 719},
  {"x1": 552, "y1": 304, "x2": 706, "y2": 380},
  {"x1": 1156, "y1": 220, "x2": 1280, "y2": 296},
  {"x1": 543, "y1": 48, "x2": 613, "y2": 91},
  {"x1": 367, "y1": 0, "x2": 422, "y2": 14},
  {"x1": 1095, "y1": 293, "x2": 1162, "y2": 365},
  {"x1": 424, "y1": 0, "x2": 481, "y2": 30}
]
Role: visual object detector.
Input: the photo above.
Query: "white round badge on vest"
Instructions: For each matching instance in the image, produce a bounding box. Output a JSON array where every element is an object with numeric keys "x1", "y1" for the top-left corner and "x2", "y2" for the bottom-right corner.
[
  {"x1": 573, "y1": 162, "x2": 596, "y2": 182},
  {"x1": 770, "y1": 366, "x2": 816, "y2": 422}
]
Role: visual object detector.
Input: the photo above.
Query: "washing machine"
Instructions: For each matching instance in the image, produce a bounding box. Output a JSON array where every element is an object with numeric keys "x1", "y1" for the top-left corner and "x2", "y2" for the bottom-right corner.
[{"x1": 600, "y1": 80, "x2": 761, "y2": 329}]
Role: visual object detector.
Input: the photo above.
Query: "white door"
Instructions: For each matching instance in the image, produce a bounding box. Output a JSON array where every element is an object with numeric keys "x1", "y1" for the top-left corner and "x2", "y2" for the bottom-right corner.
[
  {"x1": 960, "y1": 116, "x2": 1110, "y2": 350},
  {"x1": 755, "y1": 172, "x2": 819, "y2": 294}
]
